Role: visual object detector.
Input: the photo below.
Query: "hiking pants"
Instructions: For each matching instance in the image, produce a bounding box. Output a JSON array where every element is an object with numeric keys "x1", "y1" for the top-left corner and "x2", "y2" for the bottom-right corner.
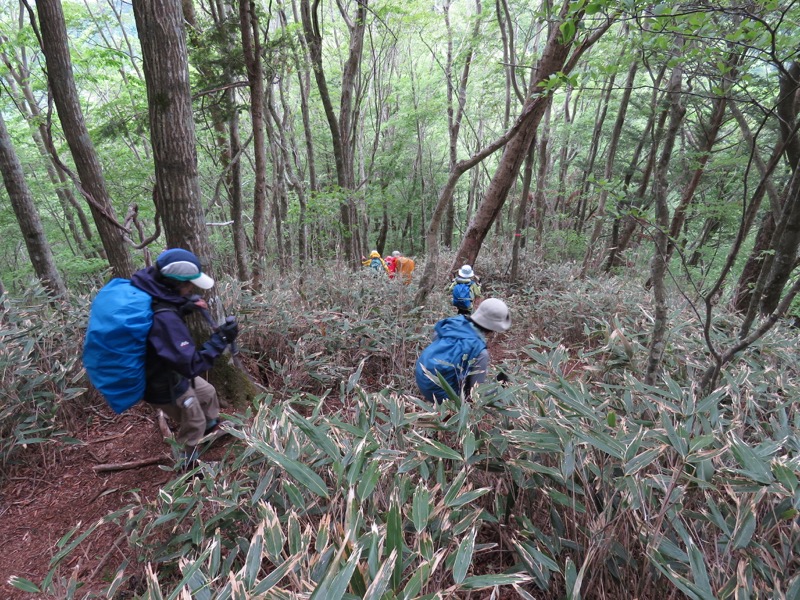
[{"x1": 160, "y1": 377, "x2": 220, "y2": 447}]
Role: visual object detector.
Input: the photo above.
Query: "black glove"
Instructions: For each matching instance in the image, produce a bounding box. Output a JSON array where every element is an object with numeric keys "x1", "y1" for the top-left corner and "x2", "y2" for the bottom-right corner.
[{"x1": 218, "y1": 316, "x2": 239, "y2": 344}]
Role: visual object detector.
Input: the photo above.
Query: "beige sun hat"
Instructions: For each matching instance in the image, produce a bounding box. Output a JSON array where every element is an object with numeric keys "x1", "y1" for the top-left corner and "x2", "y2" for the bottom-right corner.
[{"x1": 471, "y1": 298, "x2": 511, "y2": 332}]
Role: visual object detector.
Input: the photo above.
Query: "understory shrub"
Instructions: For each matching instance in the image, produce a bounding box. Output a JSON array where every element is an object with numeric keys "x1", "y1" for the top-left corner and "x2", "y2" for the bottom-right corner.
[{"x1": 10, "y1": 253, "x2": 800, "y2": 598}]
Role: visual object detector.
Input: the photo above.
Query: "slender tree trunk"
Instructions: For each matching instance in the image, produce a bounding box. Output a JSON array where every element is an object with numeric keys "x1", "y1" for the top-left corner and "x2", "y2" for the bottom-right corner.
[
  {"x1": 757, "y1": 63, "x2": 800, "y2": 315},
  {"x1": 451, "y1": 4, "x2": 611, "y2": 271},
  {"x1": 645, "y1": 57, "x2": 685, "y2": 386},
  {"x1": 239, "y1": 0, "x2": 269, "y2": 286},
  {"x1": 575, "y1": 59, "x2": 621, "y2": 234},
  {"x1": 510, "y1": 135, "x2": 536, "y2": 281},
  {"x1": 299, "y1": 0, "x2": 367, "y2": 266},
  {"x1": 603, "y1": 64, "x2": 667, "y2": 272},
  {"x1": 36, "y1": 0, "x2": 134, "y2": 277},
  {"x1": 580, "y1": 58, "x2": 637, "y2": 277},
  {"x1": 0, "y1": 111, "x2": 66, "y2": 296}
]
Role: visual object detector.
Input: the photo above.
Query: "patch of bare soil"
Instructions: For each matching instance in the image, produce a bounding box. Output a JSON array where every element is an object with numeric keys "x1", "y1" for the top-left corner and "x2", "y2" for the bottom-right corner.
[{"x1": 0, "y1": 401, "x2": 212, "y2": 599}]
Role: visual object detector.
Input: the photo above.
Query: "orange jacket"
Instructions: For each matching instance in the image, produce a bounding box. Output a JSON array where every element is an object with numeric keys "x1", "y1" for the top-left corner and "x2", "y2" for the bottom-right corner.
[{"x1": 395, "y1": 257, "x2": 415, "y2": 284}]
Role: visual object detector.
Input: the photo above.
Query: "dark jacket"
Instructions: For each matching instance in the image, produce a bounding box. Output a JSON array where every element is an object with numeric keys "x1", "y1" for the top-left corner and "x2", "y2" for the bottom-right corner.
[{"x1": 131, "y1": 266, "x2": 226, "y2": 404}]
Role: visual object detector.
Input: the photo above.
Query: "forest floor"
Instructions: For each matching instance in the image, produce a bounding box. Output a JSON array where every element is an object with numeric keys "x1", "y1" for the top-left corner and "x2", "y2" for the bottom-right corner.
[{"x1": 0, "y1": 401, "x2": 233, "y2": 599}]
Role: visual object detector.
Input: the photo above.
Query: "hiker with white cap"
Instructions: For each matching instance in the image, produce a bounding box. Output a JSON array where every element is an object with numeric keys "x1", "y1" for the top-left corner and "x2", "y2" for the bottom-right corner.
[
  {"x1": 448, "y1": 264, "x2": 482, "y2": 315},
  {"x1": 415, "y1": 298, "x2": 511, "y2": 403},
  {"x1": 130, "y1": 248, "x2": 239, "y2": 468}
]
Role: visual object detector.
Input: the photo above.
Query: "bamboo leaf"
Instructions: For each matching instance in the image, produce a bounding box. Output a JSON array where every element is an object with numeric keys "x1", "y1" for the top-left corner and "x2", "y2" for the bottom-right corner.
[
  {"x1": 452, "y1": 527, "x2": 477, "y2": 584},
  {"x1": 387, "y1": 496, "x2": 404, "y2": 590},
  {"x1": 363, "y1": 549, "x2": 398, "y2": 600},
  {"x1": 255, "y1": 440, "x2": 330, "y2": 498},
  {"x1": 460, "y1": 573, "x2": 532, "y2": 589}
]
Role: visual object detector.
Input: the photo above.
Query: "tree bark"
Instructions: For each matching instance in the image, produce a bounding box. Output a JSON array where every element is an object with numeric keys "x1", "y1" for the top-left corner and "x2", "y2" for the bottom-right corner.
[
  {"x1": 0, "y1": 111, "x2": 66, "y2": 296},
  {"x1": 758, "y1": 63, "x2": 800, "y2": 315},
  {"x1": 132, "y1": 0, "x2": 209, "y2": 256},
  {"x1": 36, "y1": 0, "x2": 134, "y2": 277}
]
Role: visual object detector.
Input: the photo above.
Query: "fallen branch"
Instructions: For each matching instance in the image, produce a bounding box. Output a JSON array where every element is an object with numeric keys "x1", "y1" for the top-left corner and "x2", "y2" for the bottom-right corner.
[{"x1": 92, "y1": 457, "x2": 167, "y2": 473}]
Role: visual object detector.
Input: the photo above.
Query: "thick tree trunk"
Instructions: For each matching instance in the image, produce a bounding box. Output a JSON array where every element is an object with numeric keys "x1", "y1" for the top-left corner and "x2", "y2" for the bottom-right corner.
[
  {"x1": 36, "y1": 0, "x2": 134, "y2": 277},
  {"x1": 132, "y1": 0, "x2": 209, "y2": 257},
  {"x1": 0, "y1": 111, "x2": 66, "y2": 296}
]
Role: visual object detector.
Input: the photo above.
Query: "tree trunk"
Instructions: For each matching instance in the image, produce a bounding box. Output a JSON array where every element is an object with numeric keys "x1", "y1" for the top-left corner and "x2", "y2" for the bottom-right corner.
[
  {"x1": 36, "y1": 0, "x2": 134, "y2": 277},
  {"x1": 645, "y1": 58, "x2": 685, "y2": 386},
  {"x1": 0, "y1": 111, "x2": 66, "y2": 296},
  {"x1": 580, "y1": 58, "x2": 637, "y2": 277},
  {"x1": 451, "y1": 3, "x2": 610, "y2": 270},
  {"x1": 603, "y1": 64, "x2": 667, "y2": 272},
  {"x1": 299, "y1": 0, "x2": 367, "y2": 266},
  {"x1": 510, "y1": 135, "x2": 537, "y2": 281},
  {"x1": 239, "y1": 0, "x2": 269, "y2": 287},
  {"x1": 757, "y1": 63, "x2": 800, "y2": 315}
]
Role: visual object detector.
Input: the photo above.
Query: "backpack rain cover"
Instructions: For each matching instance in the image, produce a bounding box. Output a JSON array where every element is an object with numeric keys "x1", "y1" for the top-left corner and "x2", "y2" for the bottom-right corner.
[
  {"x1": 83, "y1": 278, "x2": 153, "y2": 413},
  {"x1": 452, "y1": 282, "x2": 472, "y2": 310}
]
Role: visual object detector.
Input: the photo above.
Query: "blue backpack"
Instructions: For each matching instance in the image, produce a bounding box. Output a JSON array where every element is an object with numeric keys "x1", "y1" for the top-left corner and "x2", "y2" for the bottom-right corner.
[
  {"x1": 452, "y1": 282, "x2": 472, "y2": 310},
  {"x1": 83, "y1": 278, "x2": 155, "y2": 413},
  {"x1": 415, "y1": 317, "x2": 486, "y2": 401},
  {"x1": 370, "y1": 257, "x2": 383, "y2": 272}
]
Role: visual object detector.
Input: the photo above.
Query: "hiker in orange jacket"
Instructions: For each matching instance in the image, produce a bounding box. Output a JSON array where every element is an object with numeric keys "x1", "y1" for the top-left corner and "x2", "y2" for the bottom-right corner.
[{"x1": 395, "y1": 252, "x2": 415, "y2": 285}]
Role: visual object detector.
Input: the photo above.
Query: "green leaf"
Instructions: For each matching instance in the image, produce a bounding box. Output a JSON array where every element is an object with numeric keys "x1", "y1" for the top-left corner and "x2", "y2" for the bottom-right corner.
[
  {"x1": 244, "y1": 522, "x2": 264, "y2": 587},
  {"x1": 412, "y1": 485, "x2": 431, "y2": 532},
  {"x1": 8, "y1": 577, "x2": 41, "y2": 593},
  {"x1": 412, "y1": 433, "x2": 463, "y2": 461},
  {"x1": 452, "y1": 527, "x2": 477, "y2": 584},
  {"x1": 364, "y1": 549, "x2": 398, "y2": 600},
  {"x1": 255, "y1": 440, "x2": 330, "y2": 498},
  {"x1": 387, "y1": 497, "x2": 404, "y2": 589},
  {"x1": 460, "y1": 573, "x2": 532, "y2": 589},
  {"x1": 727, "y1": 433, "x2": 773, "y2": 485}
]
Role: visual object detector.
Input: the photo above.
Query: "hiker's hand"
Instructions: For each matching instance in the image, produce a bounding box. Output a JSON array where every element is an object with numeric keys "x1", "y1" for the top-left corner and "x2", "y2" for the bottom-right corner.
[
  {"x1": 218, "y1": 317, "x2": 239, "y2": 344},
  {"x1": 193, "y1": 298, "x2": 209, "y2": 311}
]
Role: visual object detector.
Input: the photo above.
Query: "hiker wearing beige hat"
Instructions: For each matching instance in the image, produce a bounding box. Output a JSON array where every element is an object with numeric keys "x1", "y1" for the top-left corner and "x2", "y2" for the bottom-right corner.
[{"x1": 415, "y1": 298, "x2": 511, "y2": 403}]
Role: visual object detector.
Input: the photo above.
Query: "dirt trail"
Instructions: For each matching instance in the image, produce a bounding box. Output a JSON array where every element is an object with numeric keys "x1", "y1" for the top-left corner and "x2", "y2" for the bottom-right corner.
[{"x1": 0, "y1": 402, "x2": 180, "y2": 599}]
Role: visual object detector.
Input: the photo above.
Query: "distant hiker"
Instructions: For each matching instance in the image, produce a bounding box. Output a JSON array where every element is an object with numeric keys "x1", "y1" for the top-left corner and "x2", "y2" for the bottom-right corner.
[
  {"x1": 367, "y1": 250, "x2": 389, "y2": 275},
  {"x1": 395, "y1": 252, "x2": 415, "y2": 285},
  {"x1": 415, "y1": 298, "x2": 511, "y2": 403},
  {"x1": 448, "y1": 264, "x2": 482, "y2": 314},
  {"x1": 131, "y1": 248, "x2": 239, "y2": 468},
  {"x1": 385, "y1": 250, "x2": 400, "y2": 279}
]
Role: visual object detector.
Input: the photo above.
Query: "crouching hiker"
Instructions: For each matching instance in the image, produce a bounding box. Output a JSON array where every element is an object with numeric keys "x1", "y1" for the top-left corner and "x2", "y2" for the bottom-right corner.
[
  {"x1": 131, "y1": 248, "x2": 239, "y2": 468},
  {"x1": 415, "y1": 298, "x2": 511, "y2": 404}
]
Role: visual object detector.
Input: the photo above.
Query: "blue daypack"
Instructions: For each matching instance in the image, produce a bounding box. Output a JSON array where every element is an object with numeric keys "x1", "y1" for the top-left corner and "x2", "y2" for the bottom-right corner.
[
  {"x1": 452, "y1": 281, "x2": 472, "y2": 310},
  {"x1": 83, "y1": 278, "x2": 154, "y2": 413},
  {"x1": 370, "y1": 257, "x2": 383, "y2": 272},
  {"x1": 415, "y1": 316, "x2": 486, "y2": 402}
]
